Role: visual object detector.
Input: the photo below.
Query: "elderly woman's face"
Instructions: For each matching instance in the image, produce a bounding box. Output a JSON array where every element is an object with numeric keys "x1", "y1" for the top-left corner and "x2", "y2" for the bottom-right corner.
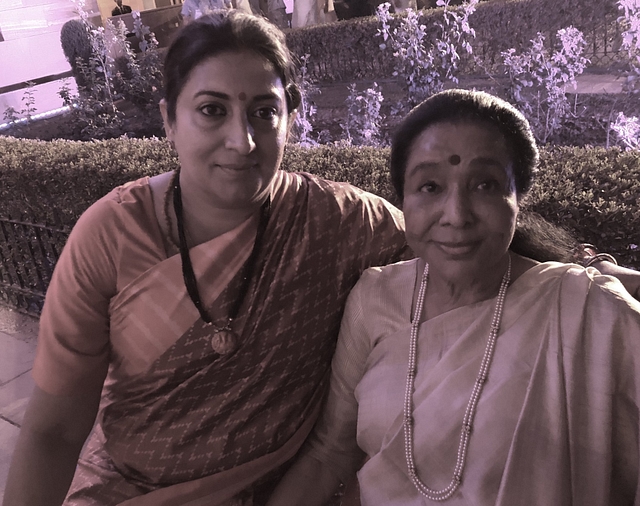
[
  {"x1": 161, "y1": 50, "x2": 290, "y2": 211},
  {"x1": 402, "y1": 121, "x2": 518, "y2": 285}
]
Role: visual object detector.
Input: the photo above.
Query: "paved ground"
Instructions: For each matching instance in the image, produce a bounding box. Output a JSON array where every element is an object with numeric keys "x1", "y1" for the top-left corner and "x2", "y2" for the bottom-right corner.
[{"x1": 0, "y1": 305, "x2": 39, "y2": 499}]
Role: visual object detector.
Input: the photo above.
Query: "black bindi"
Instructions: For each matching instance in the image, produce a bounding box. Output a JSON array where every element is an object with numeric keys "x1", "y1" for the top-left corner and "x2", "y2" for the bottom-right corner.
[
  {"x1": 238, "y1": 92, "x2": 247, "y2": 101},
  {"x1": 449, "y1": 154, "x2": 461, "y2": 165}
]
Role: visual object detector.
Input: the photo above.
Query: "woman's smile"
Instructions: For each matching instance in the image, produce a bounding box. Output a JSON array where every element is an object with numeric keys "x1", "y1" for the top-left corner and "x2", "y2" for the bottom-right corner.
[{"x1": 433, "y1": 240, "x2": 482, "y2": 258}]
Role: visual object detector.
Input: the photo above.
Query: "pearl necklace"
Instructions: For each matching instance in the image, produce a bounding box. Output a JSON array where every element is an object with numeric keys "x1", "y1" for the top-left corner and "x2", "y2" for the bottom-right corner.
[{"x1": 403, "y1": 256, "x2": 511, "y2": 501}]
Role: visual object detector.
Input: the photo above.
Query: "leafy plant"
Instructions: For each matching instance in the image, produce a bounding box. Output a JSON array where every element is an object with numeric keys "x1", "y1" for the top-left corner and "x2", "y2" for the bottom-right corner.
[
  {"x1": 618, "y1": 0, "x2": 640, "y2": 94},
  {"x1": 343, "y1": 82, "x2": 384, "y2": 146},
  {"x1": 52, "y1": 0, "x2": 164, "y2": 139},
  {"x1": 133, "y1": 10, "x2": 159, "y2": 53},
  {"x1": 110, "y1": 13, "x2": 164, "y2": 125},
  {"x1": 58, "y1": 79, "x2": 75, "y2": 109},
  {"x1": 376, "y1": 0, "x2": 478, "y2": 109},
  {"x1": 21, "y1": 81, "x2": 37, "y2": 123},
  {"x1": 292, "y1": 54, "x2": 320, "y2": 146},
  {"x1": 501, "y1": 27, "x2": 589, "y2": 144},
  {"x1": 2, "y1": 107, "x2": 21, "y2": 128},
  {"x1": 1, "y1": 82, "x2": 37, "y2": 136}
]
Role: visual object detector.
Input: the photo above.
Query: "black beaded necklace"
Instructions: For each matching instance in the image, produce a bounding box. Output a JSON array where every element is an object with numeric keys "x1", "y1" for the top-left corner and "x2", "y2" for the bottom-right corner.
[{"x1": 170, "y1": 171, "x2": 270, "y2": 354}]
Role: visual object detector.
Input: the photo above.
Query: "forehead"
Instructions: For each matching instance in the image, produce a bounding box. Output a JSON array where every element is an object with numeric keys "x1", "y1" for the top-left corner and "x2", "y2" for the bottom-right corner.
[
  {"x1": 407, "y1": 120, "x2": 511, "y2": 165},
  {"x1": 181, "y1": 50, "x2": 285, "y2": 100}
]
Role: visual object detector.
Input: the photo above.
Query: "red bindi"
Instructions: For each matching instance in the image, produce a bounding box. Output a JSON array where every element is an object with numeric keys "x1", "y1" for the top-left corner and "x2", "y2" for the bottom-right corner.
[
  {"x1": 238, "y1": 92, "x2": 247, "y2": 101},
  {"x1": 449, "y1": 154, "x2": 461, "y2": 165}
]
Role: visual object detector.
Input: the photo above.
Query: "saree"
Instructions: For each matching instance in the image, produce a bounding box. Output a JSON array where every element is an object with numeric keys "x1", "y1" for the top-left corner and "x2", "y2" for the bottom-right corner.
[
  {"x1": 306, "y1": 260, "x2": 640, "y2": 505},
  {"x1": 32, "y1": 170, "x2": 407, "y2": 505}
]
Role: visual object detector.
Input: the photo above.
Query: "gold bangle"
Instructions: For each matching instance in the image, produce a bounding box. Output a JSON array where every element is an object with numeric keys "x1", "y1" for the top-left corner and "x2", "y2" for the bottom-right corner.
[
  {"x1": 584, "y1": 253, "x2": 618, "y2": 267},
  {"x1": 572, "y1": 243, "x2": 598, "y2": 265}
]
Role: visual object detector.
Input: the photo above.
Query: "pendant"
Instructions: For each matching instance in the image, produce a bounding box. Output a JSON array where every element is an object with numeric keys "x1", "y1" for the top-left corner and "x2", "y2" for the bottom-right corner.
[{"x1": 210, "y1": 329, "x2": 238, "y2": 355}]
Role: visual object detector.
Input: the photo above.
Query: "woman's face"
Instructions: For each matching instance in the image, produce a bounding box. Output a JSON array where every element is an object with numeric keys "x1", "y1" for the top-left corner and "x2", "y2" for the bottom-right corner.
[
  {"x1": 402, "y1": 121, "x2": 519, "y2": 285},
  {"x1": 161, "y1": 50, "x2": 291, "y2": 211}
]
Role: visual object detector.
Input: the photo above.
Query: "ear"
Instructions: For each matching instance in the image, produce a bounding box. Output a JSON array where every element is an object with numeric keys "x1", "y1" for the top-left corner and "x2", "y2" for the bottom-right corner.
[
  {"x1": 285, "y1": 109, "x2": 298, "y2": 143},
  {"x1": 159, "y1": 99, "x2": 175, "y2": 143}
]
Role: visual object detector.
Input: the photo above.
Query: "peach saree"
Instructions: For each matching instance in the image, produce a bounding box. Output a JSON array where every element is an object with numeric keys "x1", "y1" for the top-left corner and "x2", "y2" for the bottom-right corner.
[{"x1": 32, "y1": 171, "x2": 407, "y2": 505}]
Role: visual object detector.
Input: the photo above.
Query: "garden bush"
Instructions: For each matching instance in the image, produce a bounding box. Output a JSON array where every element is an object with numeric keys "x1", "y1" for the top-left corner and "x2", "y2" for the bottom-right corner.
[
  {"x1": 60, "y1": 18, "x2": 94, "y2": 91},
  {"x1": 0, "y1": 136, "x2": 637, "y2": 270},
  {"x1": 285, "y1": 0, "x2": 624, "y2": 84}
]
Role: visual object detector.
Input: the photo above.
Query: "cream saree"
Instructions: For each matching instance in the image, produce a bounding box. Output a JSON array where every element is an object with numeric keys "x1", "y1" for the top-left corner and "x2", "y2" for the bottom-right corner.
[
  {"x1": 32, "y1": 170, "x2": 407, "y2": 505},
  {"x1": 307, "y1": 260, "x2": 640, "y2": 505}
]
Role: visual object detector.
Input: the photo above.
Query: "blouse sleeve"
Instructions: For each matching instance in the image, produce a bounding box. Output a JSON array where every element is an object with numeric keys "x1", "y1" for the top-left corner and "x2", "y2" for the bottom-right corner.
[
  {"x1": 302, "y1": 274, "x2": 372, "y2": 482},
  {"x1": 32, "y1": 194, "x2": 120, "y2": 395},
  {"x1": 353, "y1": 189, "x2": 411, "y2": 272}
]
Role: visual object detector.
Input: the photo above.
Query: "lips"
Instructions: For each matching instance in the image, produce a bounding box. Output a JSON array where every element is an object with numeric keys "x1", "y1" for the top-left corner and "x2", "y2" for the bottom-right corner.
[
  {"x1": 434, "y1": 241, "x2": 480, "y2": 257},
  {"x1": 216, "y1": 163, "x2": 256, "y2": 171}
]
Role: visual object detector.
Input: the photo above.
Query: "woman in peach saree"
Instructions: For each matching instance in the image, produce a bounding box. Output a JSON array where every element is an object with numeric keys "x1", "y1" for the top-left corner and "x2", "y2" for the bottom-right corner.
[{"x1": 3, "y1": 12, "x2": 406, "y2": 506}]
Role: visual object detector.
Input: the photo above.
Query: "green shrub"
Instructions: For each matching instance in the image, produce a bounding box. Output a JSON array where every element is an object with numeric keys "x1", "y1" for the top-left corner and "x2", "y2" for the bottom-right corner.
[
  {"x1": 60, "y1": 18, "x2": 94, "y2": 91},
  {"x1": 0, "y1": 137, "x2": 637, "y2": 270}
]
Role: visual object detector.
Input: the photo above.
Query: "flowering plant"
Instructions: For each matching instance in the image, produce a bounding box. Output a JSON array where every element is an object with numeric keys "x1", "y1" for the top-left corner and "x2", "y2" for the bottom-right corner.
[
  {"x1": 611, "y1": 112, "x2": 640, "y2": 150},
  {"x1": 618, "y1": 0, "x2": 640, "y2": 94},
  {"x1": 343, "y1": 82, "x2": 384, "y2": 146},
  {"x1": 501, "y1": 27, "x2": 589, "y2": 143},
  {"x1": 376, "y1": 0, "x2": 477, "y2": 109}
]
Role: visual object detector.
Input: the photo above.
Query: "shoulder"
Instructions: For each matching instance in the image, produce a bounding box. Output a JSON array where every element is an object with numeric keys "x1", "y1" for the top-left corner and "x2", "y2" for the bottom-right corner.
[
  {"x1": 66, "y1": 177, "x2": 153, "y2": 261},
  {"x1": 278, "y1": 170, "x2": 403, "y2": 223},
  {"x1": 340, "y1": 260, "x2": 416, "y2": 348},
  {"x1": 358, "y1": 258, "x2": 417, "y2": 288},
  {"x1": 279, "y1": 170, "x2": 395, "y2": 206},
  {"x1": 74, "y1": 177, "x2": 151, "y2": 230},
  {"x1": 350, "y1": 259, "x2": 417, "y2": 307}
]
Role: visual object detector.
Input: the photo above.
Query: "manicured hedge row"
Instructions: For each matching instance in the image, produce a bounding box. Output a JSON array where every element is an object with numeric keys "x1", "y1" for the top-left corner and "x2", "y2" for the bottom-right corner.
[{"x1": 0, "y1": 136, "x2": 638, "y2": 268}]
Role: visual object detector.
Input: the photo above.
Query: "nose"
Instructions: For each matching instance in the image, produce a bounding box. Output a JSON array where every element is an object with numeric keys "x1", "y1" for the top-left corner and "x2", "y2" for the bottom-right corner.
[
  {"x1": 440, "y1": 187, "x2": 473, "y2": 227},
  {"x1": 224, "y1": 113, "x2": 256, "y2": 155}
]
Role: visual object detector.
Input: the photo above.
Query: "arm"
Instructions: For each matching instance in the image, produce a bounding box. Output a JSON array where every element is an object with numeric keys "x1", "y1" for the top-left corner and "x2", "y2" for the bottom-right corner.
[
  {"x1": 591, "y1": 260, "x2": 640, "y2": 301},
  {"x1": 2, "y1": 381, "x2": 104, "y2": 506},
  {"x1": 3, "y1": 196, "x2": 117, "y2": 505},
  {"x1": 573, "y1": 244, "x2": 640, "y2": 301}
]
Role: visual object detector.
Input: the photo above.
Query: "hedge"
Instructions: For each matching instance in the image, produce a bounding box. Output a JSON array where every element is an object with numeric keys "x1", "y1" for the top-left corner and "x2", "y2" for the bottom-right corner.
[
  {"x1": 0, "y1": 135, "x2": 638, "y2": 278},
  {"x1": 285, "y1": 0, "x2": 624, "y2": 84}
]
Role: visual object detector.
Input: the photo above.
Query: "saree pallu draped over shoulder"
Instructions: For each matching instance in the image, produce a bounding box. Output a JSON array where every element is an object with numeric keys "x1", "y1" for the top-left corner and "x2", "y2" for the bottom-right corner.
[
  {"x1": 307, "y1": 261, "x2": 640, "y2": 506},
  {"x1": 32, "y1": 171, "x2": 407, "y2": 505}
]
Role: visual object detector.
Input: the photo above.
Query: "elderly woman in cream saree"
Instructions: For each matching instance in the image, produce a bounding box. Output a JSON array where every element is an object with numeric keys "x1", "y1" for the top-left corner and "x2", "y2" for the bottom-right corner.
[{"x1": 269, "y1": 90, "x2": 640, "y2": 505}]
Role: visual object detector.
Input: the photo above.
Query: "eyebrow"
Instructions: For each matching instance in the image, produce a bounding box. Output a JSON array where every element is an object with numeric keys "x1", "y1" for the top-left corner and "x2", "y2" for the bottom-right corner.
[
  {"x1": 406, "y1": 161, "x2": 439, "y2": 179},
  {"x1": 193, "y1": 90, "x2": 282, "y2": 102}
]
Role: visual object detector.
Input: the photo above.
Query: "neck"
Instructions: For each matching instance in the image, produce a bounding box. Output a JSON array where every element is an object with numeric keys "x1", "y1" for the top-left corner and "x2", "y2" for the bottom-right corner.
[
  {"x1": 417, "y1": 253, "x2": 511, "y2": 321},
  {"x1": 177, "y1": 175, "x2": 266, "y2": 247}
]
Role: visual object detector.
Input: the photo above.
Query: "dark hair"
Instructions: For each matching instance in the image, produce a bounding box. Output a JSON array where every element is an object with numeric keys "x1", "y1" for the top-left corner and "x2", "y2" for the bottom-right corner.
[
  {"x1": 163, "y1": 10, "x2": 301, "y2": 123},
  {"x1": 510, "y1": 211, "x2": 578, "y2": 262},
  {"x1": 389, "y1": 89, "x2": 539, "y2": 202}
]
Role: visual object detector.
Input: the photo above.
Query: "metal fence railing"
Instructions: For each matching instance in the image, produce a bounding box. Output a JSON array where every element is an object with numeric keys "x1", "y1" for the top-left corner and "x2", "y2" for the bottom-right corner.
[{"x1": 0, "y1": 217, "x2": 70, "y2": 316}]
